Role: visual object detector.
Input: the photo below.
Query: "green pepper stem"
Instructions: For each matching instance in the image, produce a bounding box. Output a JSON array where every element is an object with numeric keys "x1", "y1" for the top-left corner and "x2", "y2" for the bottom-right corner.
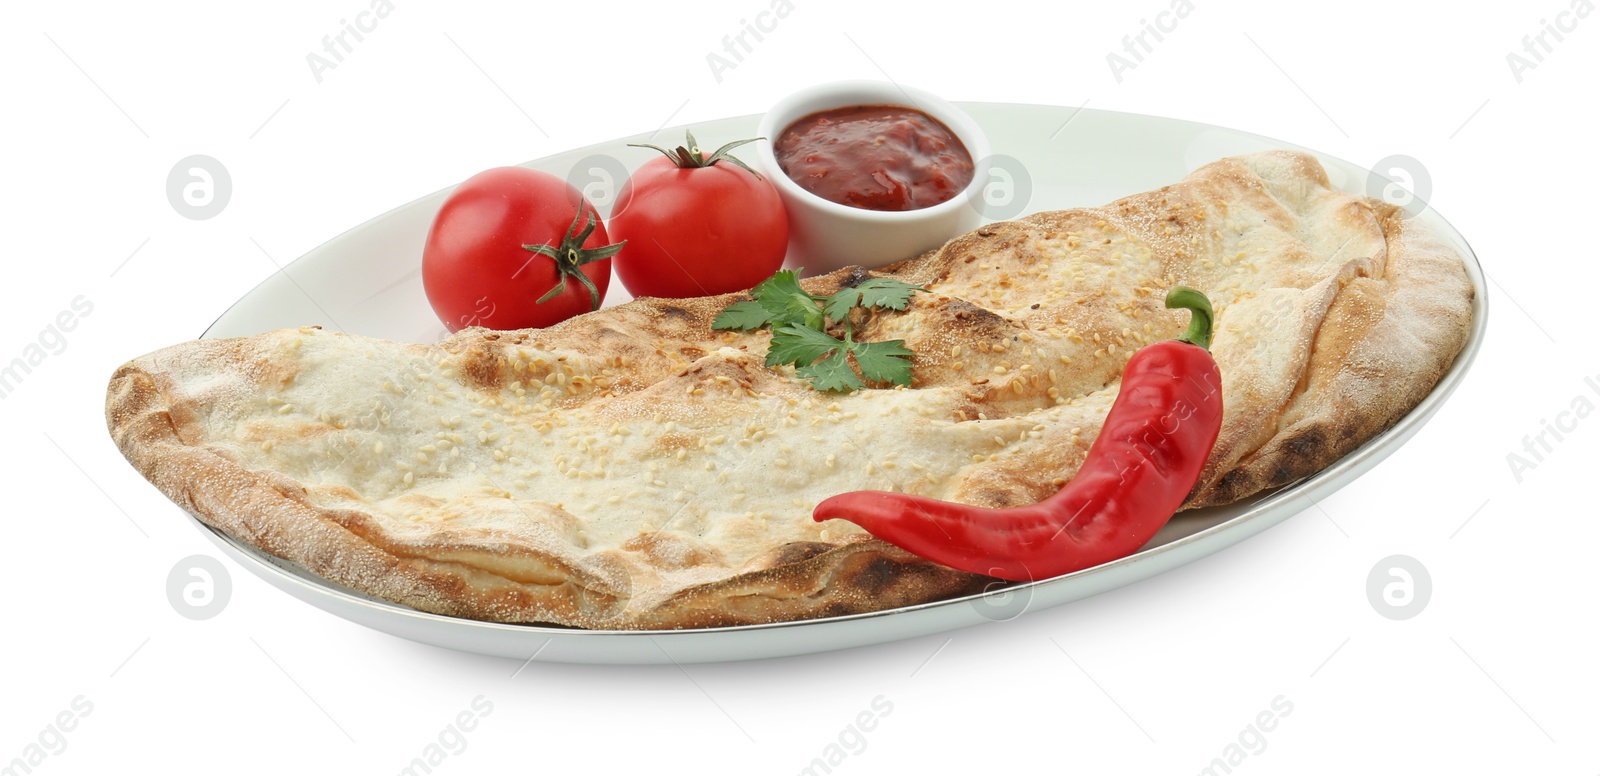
[{"x1": 1166, "y1": 286, "x2": 1215, "y2": 351}]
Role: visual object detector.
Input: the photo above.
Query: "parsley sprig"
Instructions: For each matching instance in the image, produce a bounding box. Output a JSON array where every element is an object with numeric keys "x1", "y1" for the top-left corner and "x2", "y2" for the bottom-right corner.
[{"x1": 711, "y1": 269, "x2": 925, "y2": 392}]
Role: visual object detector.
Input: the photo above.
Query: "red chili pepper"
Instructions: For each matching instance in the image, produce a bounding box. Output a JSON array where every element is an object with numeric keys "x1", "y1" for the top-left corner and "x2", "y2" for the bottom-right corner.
[{"x1": 813, "y1": 287, "x2": 1224, "y2": 582}]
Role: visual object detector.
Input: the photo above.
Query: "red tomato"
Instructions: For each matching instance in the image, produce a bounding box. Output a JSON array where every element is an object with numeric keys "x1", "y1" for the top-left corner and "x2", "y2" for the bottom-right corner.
[
  {"x1": 607, "y1": 135, "x2": 788, "y2": 299},
  {"x1": 422, "y1": 167, "x2": 622, "y2": 332}
]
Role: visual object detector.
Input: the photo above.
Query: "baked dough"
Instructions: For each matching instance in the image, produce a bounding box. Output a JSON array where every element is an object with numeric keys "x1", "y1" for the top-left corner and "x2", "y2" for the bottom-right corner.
[{"x1": 105, "y1": 150, "x2": 1474, "y2": 629}]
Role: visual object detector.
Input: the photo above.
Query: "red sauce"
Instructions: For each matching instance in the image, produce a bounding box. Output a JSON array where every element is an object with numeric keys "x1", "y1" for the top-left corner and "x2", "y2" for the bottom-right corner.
[{"x1": 773, "y1": 104, "x2": 975, "y2": 212}]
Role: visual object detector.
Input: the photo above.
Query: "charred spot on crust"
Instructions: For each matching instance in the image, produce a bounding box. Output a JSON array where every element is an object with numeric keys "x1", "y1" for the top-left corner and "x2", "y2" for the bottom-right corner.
[
  {"x1": 1215, "y1": 467, "x2": 1251, "y2": 496},
  {"x1": 840, "y1": 266, "x2": 872, "y2": 288},
  {"x1": 1270, "y1": 465, "x2": 1299, "y2": 487},
  {"x1": 974, "y1": 488, "x2": 1015, "y2": 508},
  {"x1": 943, "y1": 299, "x2": 1011, "y2": 335},
  {"x1": 1283, "y1": 427, "x2": 1326, "y2": 461},
  {"x1": 460, "y1": 345, "x2": 503, "y2": 392},
  {"x1": 848, "y1": 556, "x2": 898, "y2": 595},
  {"x1": 679, "y1": 346, "x2": 706, "y2": 360},
  {"x1": 767, "y1": 541, "x2": 835, "y2": 566},
  {"x1": 658, "y1": 305, "x2": 695, "y2": 326}
]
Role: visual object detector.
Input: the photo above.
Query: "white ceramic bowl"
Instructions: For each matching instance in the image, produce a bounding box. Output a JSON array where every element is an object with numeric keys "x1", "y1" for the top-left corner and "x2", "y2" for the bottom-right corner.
[{"x1": 754, "y1": 81, "x2": 990, "y2": 275}]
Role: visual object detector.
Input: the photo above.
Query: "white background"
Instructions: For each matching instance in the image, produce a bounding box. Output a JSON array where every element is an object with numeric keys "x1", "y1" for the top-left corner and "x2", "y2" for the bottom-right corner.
[{"x1": 3, "y1": 0, "x2": 1597, "y2": 773}]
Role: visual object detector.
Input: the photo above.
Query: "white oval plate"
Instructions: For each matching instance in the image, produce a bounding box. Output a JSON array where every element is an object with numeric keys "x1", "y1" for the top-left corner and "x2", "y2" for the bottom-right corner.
[{"x1": 198, "y1": 103, "x2": 1487, "y2": 664}]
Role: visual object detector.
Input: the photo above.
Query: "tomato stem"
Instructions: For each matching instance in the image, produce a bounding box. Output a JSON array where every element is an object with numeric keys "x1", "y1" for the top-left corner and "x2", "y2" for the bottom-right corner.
[
  {"x1": 629, "y1": 129, "x2": 765, "y2": 180},
  {"x1": 522, "y1": 208, "x2": 625, "y2": 312}
]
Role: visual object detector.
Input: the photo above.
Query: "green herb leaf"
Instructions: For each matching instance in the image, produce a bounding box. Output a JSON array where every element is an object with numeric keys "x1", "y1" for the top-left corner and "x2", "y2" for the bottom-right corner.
[
  {"x1": 739, "y1": 269, "x2": 821, "y2": 330},
  {"x1": 750, "y1": 269, "x2": 807, "y2": 314},
  {"x1": 796, "y1": 349, "x2": 866, "y2": 392},
  {"x1": 854, "y1": 278, "x2": 925, "y2": 311},
  {"x1": 823, "y1": 277, "x2": 924, "y2": 322},
  {"x1": 822, "y1": 287, "x2": 863, "y2": 323},
  {"x1": 850, "y1": 338, "x2": 916, "y2": 386},
  {"x1": 766, "y1": 323, "x2": 844, "y2": 369},
  {"x1": 711, "y1": 300, "x2": 775, "y2": 331},
  {"x1": 712, "y1": 268, "x2": 923, "y2": 392}
]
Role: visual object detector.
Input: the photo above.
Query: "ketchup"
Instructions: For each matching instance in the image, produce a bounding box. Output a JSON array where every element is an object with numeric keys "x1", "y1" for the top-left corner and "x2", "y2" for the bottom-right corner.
[{"x1": 773, "y1": 105, "x2": 975, "y2": 212}]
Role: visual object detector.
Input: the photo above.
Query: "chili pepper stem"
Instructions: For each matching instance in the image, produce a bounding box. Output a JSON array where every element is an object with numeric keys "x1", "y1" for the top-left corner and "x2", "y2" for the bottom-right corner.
[{"x1": 1167, "y1": 286, "x2": 1215, "y2": 351}]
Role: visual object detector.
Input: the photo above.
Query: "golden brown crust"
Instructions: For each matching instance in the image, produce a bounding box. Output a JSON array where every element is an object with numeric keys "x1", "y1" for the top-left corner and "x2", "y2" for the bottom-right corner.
[
  {"x1": 1184, "y1": 207, "x2": 1474, "y2": 507},
  {"x1": 105, "y1": 150, "x2": 1473, "y2": 629}
]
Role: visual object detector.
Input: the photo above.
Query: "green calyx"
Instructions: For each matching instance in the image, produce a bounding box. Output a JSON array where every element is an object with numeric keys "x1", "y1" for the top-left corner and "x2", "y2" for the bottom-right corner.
[
  {"x1": 1166, "y1": 286, "x2": 1215, "y2": 351},
  {"x1": 523, "y1": 207, "x2": 625, "y2": 312},
  {"x1": 629, "y1": 129, "x2": 764, "y2": 179}
]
